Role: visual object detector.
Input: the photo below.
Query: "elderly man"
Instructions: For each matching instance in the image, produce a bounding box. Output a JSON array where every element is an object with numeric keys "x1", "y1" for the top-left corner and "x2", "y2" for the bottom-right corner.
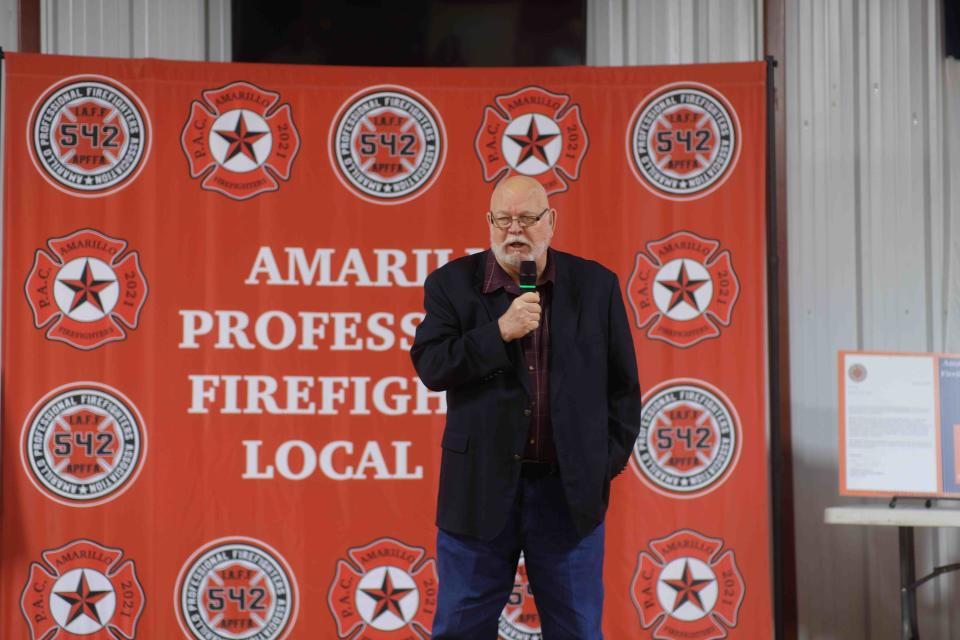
[{"x1": 411, "y1": 175, "x2": 641, "y2": 639}]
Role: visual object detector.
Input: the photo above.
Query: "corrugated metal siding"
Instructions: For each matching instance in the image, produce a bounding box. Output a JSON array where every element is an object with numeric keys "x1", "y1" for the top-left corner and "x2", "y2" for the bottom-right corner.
[
  {"x1": 0, "y1": 0, "x2": 17, "y2": 52},
  {"x1": 590, "y1": 0, "x2": 960, "y2": 637},
  {"x1": 39, "y1": 0, "x2": 230, "y2": 61},
  {"x1": 947, "y1": 59, "x2": 960, "y2": 355},
  {"x1": 789, "y1": 1, "x2": 960, "y2": 638},
  {"x1": 588, "y1": 0, "x2": 762, "y2": 65}
]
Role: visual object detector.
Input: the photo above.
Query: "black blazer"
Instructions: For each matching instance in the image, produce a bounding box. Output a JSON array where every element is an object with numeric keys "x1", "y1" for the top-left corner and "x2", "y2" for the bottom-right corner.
[{"x1": 411, "y1": 249, "x2": 642, "y2": 540}]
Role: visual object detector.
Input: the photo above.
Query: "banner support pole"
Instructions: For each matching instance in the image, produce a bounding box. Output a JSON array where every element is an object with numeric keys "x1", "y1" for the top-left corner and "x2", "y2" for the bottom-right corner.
[
  {"x1": 765, "y1": 53, "x2": 797, "y2": 640},
  {"x1": 0, "y1": 46, "x2": 6, "y2": 546}
]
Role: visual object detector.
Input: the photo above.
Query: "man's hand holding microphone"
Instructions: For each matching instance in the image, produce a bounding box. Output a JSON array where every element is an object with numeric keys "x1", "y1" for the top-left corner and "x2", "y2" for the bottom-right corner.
[
  {"x1": 498, "y1": 292, "x2": 541, "y2": 342},
  {"x1": 498, "y1": 259, "x2": 540, "y2": 342}
]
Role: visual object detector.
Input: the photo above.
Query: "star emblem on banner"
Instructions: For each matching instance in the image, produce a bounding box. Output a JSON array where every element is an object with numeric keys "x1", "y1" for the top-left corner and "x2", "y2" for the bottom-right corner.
[
  {"x1": 507, "y1": 118, "x2": 559, "y2": 167},
  {"x1": 663, "y1": 561, "x2": 714, "y2": 613},
  {"x1": 658, "y1": 261, "x2": 709, "y2": 313},
  {"x1": 53, "y1": 570, "x2": 111, "y2": 626},
  {"x1": 214, "y1": 112, "x2": 269, "y2": 164},
  {"x1": 59, "y1": 259, "x2": 115, "y2": 314},
  {"x1": 361, "y1": 569, "x2": 415, "y2": 621}
]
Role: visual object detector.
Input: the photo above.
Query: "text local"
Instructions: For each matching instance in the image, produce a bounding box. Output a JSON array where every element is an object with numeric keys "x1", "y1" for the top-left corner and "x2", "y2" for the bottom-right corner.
[
  {"x1": 242, "y1": 439, "x2": 423, "y2": 480},
  {"x1": 189, "y1": 374, "x2": 447, "y2": 416}
]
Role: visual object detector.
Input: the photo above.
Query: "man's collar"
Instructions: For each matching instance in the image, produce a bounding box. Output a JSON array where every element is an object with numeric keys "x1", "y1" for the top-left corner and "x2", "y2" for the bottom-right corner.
[{"x1": 482, "y1": 249, "x2": 555, "y2": 294}]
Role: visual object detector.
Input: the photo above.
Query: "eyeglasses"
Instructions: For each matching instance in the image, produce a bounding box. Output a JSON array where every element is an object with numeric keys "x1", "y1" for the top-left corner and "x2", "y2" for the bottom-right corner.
[{"x1": 488, "y1": 208, "x2": 550, "y2": 229}]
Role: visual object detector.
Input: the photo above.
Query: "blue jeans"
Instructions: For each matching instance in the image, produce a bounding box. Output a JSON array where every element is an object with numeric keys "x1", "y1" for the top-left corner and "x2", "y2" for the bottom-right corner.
[{"x1": 432, "y1": 475, "x2": 605, "y2": 639}]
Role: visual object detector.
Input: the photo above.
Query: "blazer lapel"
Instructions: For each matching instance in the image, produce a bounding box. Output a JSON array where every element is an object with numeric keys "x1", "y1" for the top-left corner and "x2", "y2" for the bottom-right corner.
[
  {"x1": 474, "y1": 250, "x2": 513, "y2": 321},
  {"x1": 474, "y1": 250, "x2": 532, "y2": 399}
]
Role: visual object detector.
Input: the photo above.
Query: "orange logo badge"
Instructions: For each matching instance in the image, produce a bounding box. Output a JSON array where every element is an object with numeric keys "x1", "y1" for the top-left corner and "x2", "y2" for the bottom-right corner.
[
  {"x1": 627, "y1": 231, "x2": 738, "y2": 348},
  {"x1": 181, "y1": 81, "x2": 300, "y2": 200},
  {"x1": 475, "y1": 86, "x2": 588, "y2": 196},
  {"x1": 175, "y1": 537, "x2": 299, "y2": 640},
  {"x1": 20, "y1": 382, "x2": 147, "y2": 507},
  {"x1": 329, "y1": 85, "x2": 446, "y2": 205},
  {"x1": 631, "y1": 379, "x2": 742, "y2": 499},
  {"x1": 27, "y1": 75, "x2": 151, "y2": 197},
  {"x1": 627, "y1": 82, "x2": 740, "y2": 200},
  {"x1": 328, "y1": 538, "x2": 438, "y2": 639},
  {"x1": 631, "y1": 529, "x2": 744, "y2": 640},
  {"x1": 20, "y1": 539, "x2": 145, "y2": 639},
  {"x1": 25, "y1": 229, "x2": 148, "y2": 350}
]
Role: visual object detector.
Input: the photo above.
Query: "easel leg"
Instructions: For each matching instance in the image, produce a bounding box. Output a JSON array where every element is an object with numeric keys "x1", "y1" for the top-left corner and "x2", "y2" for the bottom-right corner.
[{"x1": 899, "y1": 526, "x2": 919, "y2": 639}]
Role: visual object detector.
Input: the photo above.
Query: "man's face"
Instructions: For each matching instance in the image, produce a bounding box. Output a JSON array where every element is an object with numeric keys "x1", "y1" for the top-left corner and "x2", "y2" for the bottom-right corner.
[{"x1": 488, "y1": 185, "x2": 554, "y2": 270}]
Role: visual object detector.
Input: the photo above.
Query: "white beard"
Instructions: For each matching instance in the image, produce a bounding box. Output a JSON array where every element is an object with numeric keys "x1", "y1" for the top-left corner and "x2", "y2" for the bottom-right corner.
[{"x1": 492, "y1": 234, "x2": 549, "y2": 269}]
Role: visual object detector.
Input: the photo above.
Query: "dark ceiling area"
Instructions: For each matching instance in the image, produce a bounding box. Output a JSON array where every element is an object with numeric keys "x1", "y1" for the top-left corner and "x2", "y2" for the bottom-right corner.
[{"x1": 233, "y1": 0, "x2": 586, "y2": 67}]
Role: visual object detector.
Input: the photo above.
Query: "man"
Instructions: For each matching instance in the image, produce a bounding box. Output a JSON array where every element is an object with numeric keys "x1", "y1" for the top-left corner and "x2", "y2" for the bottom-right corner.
[{"x1": 411, "y1": 175, "x2": 641, "y2": 639}]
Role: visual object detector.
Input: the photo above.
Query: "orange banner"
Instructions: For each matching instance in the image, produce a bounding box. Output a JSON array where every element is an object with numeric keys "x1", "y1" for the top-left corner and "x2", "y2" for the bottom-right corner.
[{"x1": 2, "y1": 52, "x2": 771, "y2": 638}]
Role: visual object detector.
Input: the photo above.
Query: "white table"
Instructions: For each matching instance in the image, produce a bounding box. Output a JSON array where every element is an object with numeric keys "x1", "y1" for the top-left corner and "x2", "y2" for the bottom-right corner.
[{"x1": 825, "y1": 505, "x2": 960, "y2": 640}]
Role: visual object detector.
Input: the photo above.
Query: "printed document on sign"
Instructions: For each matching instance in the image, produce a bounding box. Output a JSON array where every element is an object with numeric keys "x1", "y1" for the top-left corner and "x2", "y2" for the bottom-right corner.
[{"x1": 842, "y1": 353, "x2": 938, "y2": 494}]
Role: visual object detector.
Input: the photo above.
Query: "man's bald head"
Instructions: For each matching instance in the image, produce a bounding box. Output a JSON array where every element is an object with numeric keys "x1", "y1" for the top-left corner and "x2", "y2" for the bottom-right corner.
[
  {"x1": 487, "y1": 176, "x2": 556, "y2": 278},
  {"x1": 490, "y1": 175, "x2": 548, "y2": 212}
]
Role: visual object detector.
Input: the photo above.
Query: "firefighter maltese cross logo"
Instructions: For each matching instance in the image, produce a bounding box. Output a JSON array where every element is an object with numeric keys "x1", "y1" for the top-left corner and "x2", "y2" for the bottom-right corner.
[
  {"x1": 631, "y1": 379, "x2": 742, "y2": 499},
  {"x1": 27, "y1": 75, "x2": 151, "y2": 198},
  {"x1": 627, "y1": 82, "x2": 740, "y2": 201},
  {"x1": 627, "y1": 231, "x2": 739, "y2": 348},
  {"x1": 20, "y1": 539, "x2": 145, "y2": 640},
  {"x1": 20, "y1": 382, "x2": 147, "y2": 508},
  {"x1": 175, "y1": 537, "x2": 299, "y2": 640},
  {"x1": 328, "y1": 537, "x2": 438, "y2": 639},
  {"x1": 498, "y1": 553, "x2": 541, "y2": 640},
  {"x1": 181, "y1": 81, "x2": 300, "y2": 200},
  {"x1": 25, "y1": 229, "x2": 148, "y2": 350},
  {"x1": 475, "y1": 86, "x2": 588, "y2": 196},
  {"x1": 329, "y1": 85, "x2": 446, "y2": 205},
  {"x1": 631, "y1": 529, "x2": 745, "y2": 640}
]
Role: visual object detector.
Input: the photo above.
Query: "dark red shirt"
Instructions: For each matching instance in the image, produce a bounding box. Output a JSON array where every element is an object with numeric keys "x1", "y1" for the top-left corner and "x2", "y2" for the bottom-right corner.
[{"x1": 482, "y1": 250, "x2": 557, "y2": 464}]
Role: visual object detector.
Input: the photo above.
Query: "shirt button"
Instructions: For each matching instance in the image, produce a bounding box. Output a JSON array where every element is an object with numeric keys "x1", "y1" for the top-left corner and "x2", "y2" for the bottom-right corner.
[
  {"x1": 523, "y1": 409, "x2": 532, "y2": 416},
  {"x1": 529, "y1": 439, "x2": 535, "y2": 445},
  {"x1": 513, "y1": 454, "x2": 521, "y2": 460},
  {"x1": 528, "y1": 365, "x2": 534, "y2": 371}
]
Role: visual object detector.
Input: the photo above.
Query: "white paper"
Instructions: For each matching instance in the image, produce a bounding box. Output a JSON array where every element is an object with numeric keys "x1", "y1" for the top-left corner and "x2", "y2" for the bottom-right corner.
[{"x1": 843, "y1": 353, "x2": 938, "y2": 493}]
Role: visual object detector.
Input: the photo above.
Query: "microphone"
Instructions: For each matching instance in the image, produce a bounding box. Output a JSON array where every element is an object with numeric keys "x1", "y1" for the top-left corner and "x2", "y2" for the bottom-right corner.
[{"x1": 519, "y1": 260, "x2": 537, "y2": 290}]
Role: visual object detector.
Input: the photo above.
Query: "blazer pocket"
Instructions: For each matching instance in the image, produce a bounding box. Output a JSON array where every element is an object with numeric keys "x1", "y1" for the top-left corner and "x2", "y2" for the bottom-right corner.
[{"x1": 441, "y1": 430, "x2": 469, "y2": 453}]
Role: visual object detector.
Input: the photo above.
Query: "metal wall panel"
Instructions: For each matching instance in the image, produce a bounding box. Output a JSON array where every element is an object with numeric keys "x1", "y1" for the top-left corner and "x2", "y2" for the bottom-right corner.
[
  {"x1": 588, "y1": 0, "x2": 762, "y2": 65},
  {"x1": 935, "y1": 39, "x2": 960, "y2": 640},
  {"x1": 590, "y1": 0, "x2": 960, "y2": 637},
  {"x1": 789, "y1": 1, "x2": 960, "y2": 638},
  {"x1": 40, "y1": 0, "x2": 230, "y2": 61},
  {"x1": 0, "y1": 0, "x2": 17, "y2": 52},
  {"x1": 947, "y1": 60, "x2": 960, "y2": 356},
  {"x1": 787, "y1": 5, "x2": 871, "y2": 636}
]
